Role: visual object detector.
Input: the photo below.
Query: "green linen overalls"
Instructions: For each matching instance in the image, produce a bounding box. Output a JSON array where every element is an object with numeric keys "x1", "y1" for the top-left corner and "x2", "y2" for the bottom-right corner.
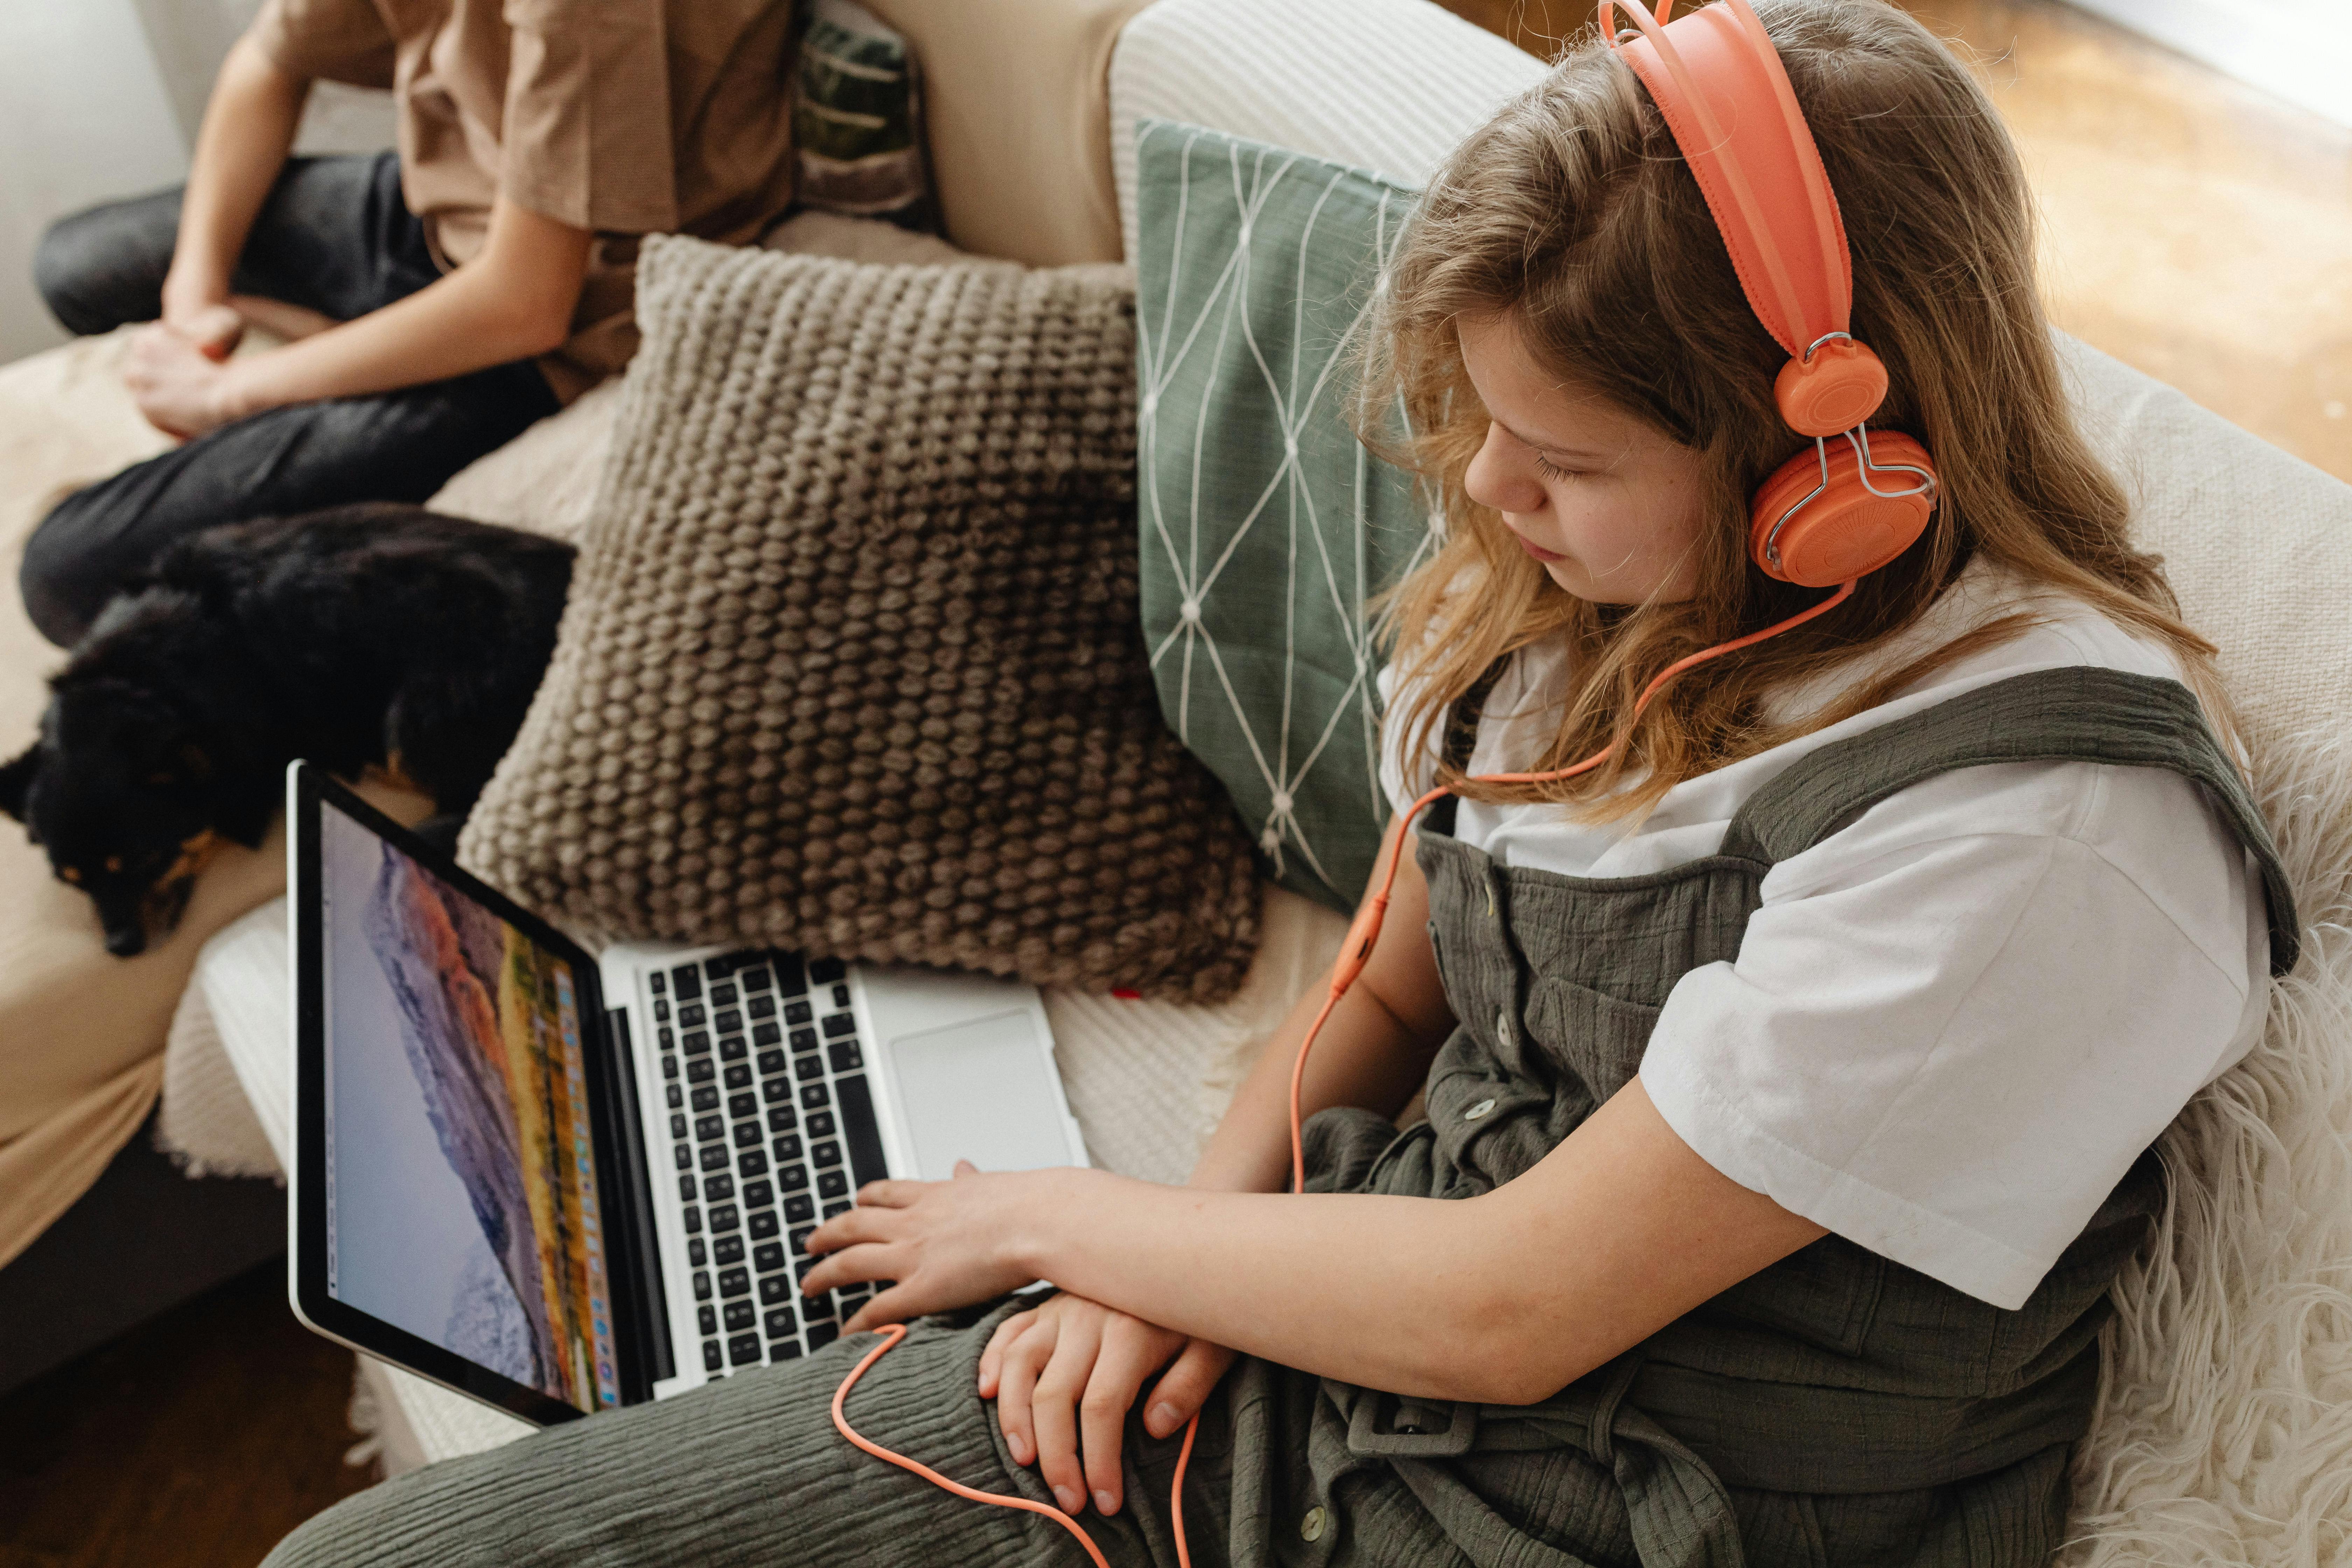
[{"x1": 262, "y1": 668, "x2": 2296, "y2": 1568}]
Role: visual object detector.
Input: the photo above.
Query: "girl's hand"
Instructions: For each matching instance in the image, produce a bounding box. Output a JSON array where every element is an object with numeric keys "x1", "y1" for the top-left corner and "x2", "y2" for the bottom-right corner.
[
  {"x1": 800, "y1": 1160, "x2": 1058, "y2": 1328},
  {"x1": 124, "y1": 322, "x2": 250, "y2": 438},
  {"x1": 977, "y1": 1293, "x2": 1235, "y2": 1518}
]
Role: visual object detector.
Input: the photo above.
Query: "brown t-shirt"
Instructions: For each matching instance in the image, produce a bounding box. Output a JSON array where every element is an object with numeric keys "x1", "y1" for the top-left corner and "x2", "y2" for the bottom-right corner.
[{"x1": 252, "y1": 0, "x2": 797, "y2": 401}]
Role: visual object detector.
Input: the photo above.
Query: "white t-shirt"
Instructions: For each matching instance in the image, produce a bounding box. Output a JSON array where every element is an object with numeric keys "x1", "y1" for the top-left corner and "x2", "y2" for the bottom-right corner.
[{"x1": 1379, "y1": 559, "x2": 2271, "y2": 1310}]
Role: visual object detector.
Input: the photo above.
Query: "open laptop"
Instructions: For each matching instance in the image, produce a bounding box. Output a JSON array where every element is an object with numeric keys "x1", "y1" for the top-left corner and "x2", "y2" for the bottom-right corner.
[{"x1": 286, "y1": 762, "x2": 1089, "y2": 1426}]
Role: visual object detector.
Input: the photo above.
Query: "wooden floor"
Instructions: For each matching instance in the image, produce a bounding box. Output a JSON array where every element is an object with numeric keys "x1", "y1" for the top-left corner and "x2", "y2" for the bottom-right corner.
[
  {"x1": 1439, "y1": 0, "x2": 2352, "y2": 483},
  {"x1": 0, "y1": 1264, "x2": 371, "y2": 1568}
]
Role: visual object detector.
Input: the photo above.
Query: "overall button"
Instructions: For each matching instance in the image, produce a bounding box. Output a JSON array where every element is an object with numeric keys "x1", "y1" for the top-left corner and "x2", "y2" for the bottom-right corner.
[
  {"x1": 1464, "y1": 1098, "x2": 1496, "y2": 1122},
  {"x1": 1300, "y1": 1505, "x2": 1329, "y2": 1542},
  {"x1": 1493, "y1": 1009, "x2": 1513, "y2": 1048},
  {"x1": 1485, "y1": 883, "x2": 1498, "y2": 919}
]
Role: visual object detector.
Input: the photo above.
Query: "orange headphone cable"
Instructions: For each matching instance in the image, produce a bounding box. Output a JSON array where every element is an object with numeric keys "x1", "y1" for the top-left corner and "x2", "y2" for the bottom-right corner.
[{"x1": 832, "y1": 579, "x2": 1856, "y2": 1568}]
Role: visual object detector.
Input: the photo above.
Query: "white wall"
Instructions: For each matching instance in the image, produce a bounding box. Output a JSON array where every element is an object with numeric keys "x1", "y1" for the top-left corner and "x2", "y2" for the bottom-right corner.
[
  {"x1": 0, "y1": 0, "x2": 191, "y2": 363},
  {"x1": 2067, "y1": 0, "x2": 2352, "y2": 129}
]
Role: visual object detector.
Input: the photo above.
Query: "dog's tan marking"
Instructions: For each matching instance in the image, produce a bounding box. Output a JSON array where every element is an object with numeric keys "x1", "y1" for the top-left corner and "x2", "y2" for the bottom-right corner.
[
  {"x1": 159, "y1": 830, "x2": 222, "y2": 889},
  {"x1": 364, "y1": 752, "x2": 428, "y2": 797},
  {"x1": 104, "y1": 855, "x2": 123, "y2": 873},
  {"x1": 60, "y1": 864, "x2": 82, "y2": 884}
]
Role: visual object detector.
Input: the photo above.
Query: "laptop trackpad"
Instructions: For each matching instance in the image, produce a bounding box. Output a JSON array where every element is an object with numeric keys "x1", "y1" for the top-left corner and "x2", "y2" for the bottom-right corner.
[{"x1": 889, "y1": 1011, "x2": 1073, "y2": 1180}]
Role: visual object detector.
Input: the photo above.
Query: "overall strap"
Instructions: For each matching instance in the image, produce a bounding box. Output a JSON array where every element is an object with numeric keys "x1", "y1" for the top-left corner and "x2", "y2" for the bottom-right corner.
[{"x1": 1719, "y1": 666, "x2": 2300, "y2": 975}]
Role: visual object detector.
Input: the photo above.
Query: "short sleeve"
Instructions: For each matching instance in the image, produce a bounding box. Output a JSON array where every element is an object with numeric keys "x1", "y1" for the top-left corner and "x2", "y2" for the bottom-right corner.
[
  {"x1": 1639, "y1": 757, "x2": 2266, "y2": 1310},
  {"x1": 250, "y1": 0, "x2": 396, "y2": 87},
  {"x1": 498, "y1": 0, "x2": 678, "y2": 234}
]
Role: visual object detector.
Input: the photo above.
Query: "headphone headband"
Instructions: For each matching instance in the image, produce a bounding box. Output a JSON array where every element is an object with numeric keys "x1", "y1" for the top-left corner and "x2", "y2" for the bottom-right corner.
[{"x1": 1599, "y1": 0, "x2": 1850, "y2": 360}]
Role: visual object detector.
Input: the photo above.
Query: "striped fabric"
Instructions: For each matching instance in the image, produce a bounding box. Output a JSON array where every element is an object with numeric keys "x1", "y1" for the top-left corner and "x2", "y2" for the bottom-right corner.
[{"x1": 1108, "y1": 0, "x2": 1546, "y2": 264}]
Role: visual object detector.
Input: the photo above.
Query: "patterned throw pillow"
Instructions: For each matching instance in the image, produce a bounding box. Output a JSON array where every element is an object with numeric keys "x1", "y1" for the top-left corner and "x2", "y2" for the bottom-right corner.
[
  {"x1": 460, "y1": 237, "x2": 1262, "y2": 1002},
  {"x1": 1134, "y1": 121, "x2": 1440, "y2": 912},
  {"x1": 793, "y1": 0, "x2": 937, "y2": 232}
]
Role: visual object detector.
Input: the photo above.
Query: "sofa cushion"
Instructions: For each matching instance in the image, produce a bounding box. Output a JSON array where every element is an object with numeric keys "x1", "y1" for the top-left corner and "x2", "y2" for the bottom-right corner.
[
  {"x1": 458, "y1": 235, "x2": 1264, "y2": 1002},
  {"x1": 858, "y1": 0, "x2": 1155, "y2": 265},
  {"x1": 1133, "y1": 122, "x2": 1440, "y2": 910}
]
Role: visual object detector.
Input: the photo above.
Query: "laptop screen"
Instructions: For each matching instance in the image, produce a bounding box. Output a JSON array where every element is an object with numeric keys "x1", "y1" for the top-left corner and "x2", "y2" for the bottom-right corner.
[{"x1": 315, "y1": 796, "x2": 622, "y2": 1414}]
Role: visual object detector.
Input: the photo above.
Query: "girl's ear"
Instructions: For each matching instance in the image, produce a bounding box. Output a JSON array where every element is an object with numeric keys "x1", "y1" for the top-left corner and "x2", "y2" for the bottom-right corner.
[{"x1": 0, "y1": 744, "x2": 39, "y2": 824}]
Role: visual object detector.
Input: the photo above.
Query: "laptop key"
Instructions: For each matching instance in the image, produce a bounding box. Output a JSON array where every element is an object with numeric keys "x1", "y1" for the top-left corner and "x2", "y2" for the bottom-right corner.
[
  {"x1": 669, "y1": 1112, "x2": 688, "y2": 1140},
  {"x1": 666, "y1": 1084, "x2": 684, "y2": 1109},
  {"x1": 712, "y1": 1235, "x2": 744, "y2": 1265},
  {"x1": 659, "y1": 1027, "x2": 674, "y2": 1050},
  {"x1": 760, "y1": 1078, "x2": 791, "y2": 1104},
  {"x1": 789, "y1": 1226, "x2": 814, "y2": 1255},
  {"x1": 758, "y1": 1275, "x2": 793, "y2": 1306},
  {"x1": 651, "y1": 971, "x2": 668, "y2": 994},
  {"x1": 811, "y1": 1140, "x2": 841, "y2": 1169},
  {"x1": 773, "y1": 1134, "x2": 803, "y2": 1162},
  {"x1": 771, "y1": 1340, "x2": 805, "y2": 1362},
  {"x1": 698, "y1": 1305, "x2": 717, "y2": 1336},
  {"x1": 705, "y1": 956, "x2": 737, "y2": 982},
  {"x1": 741, "y1": 1179, "x2": 774, "y2": 1208},
  {"x1": 687, "y1": 1057, "x2": 716, "y2": 1084},
  {"x1": 799, "y1": 1084, "x2": 829, "y2": 1111},
  {"x1": 817, "y1": 1170, "x2": 849, "y2": 1199},
  {"x1": 821, "y1": 1014, "x2": 857, "y2": 1039},
  {"x1": 724, "y1": 1300, "x2": 756, "y2": 1331},
  {"x1": 778, "y1": 1163, "x2": 809, "y2": 1192},
  {"x1": 754, "y1": 1242, "x2": 786, "y2": 1272},
  {"x1": 772, "y1": 953, "x2": 808, "y2": 996},
  {"x1": 806, "y1": 1323, "x2": 840, "y2": 1350},
  {"x1": 794, "y1": 1056, "x2": 824, "y2": 1083},
  {"x1": 692, "y1": 1085, "x2": 720, "y2": 1111},
  {"x1": 704, "y1": 1174, "x2": 735, "y2": 1202},
  {"x1": 695, "y1": 1114, "x2": 725, "y2": 1142},
  {"x1": 710, "y1": 983, "x2": 738, "y2": 1008},
  {"x1": 741, "y1": 967, "x2": 772, "y2": 993},
  {"x1": 719, "y1": 1035, "x2": 748, "y2": 1062},
  {"x1": 747, "y1": 1210, "x2": 780, "y2": 1240},
  {"x1": 727, "y1": 1090, "x2": 756, "y2": 1118},
  {"x1": 822, "y1": 1201, "x2": 851, "y2": 1220},
  {"x1": 784, "y1": 1194, "x2": 815, "y2": 1224},
  {"x1": 689, "y1": 1238, "x2": 707, "y2": 1267},
  {"x1": 785, "y1": 1001, "x2": 814, "y2": 1026},
  {"x1": 679, "y1": 1004, "x2": 707, "y2": 1029},
  {"x1": 702, "y1": 1339, "x2": 723, "y2": 1373},
  {"x1": 707, "y1": 1204, "x2": 739, "y2": 1233},
  {"x1": 738, "y1": 1151, "x2": 769, "y2": 1179},
  {"x1": 653, "y1": 997, "x2": 670, "y2": 1022},
  {"x1": 831, "y1": 1076, "x2": 890, "y2": 1189},
  {"x1": 803, "y1": 1291, "x2": 836, "y2": 1322},
  {"x1": 683, "y1": 1206, "x2": 702, "y2": 1233},
  {"x1": 766, "y1": 1106, "x2": 797, "y2": 1134},
  {"x1": 763, "y1": 1306, "x2": 796, "y2": 1338},
  {"x1": 804, "y1": 1110, "x2": 835, "y2": 1139},
  {"x1": 693, "y1": 1270, "x2": 712, "y2": 1301},
  {"x1": 699, "y1": 1145, "x2": 729, "y2": 1173},
  {"x1": 723, "y1": 1065, "x2": 752, "y2": 1090},
  {"x1": 790, "y1": 1028, "x2": 818, "y2": 1052},
  {"x1": 674, "y1": 1145, "x2": 692, "y2": 1171},
  {"x1": 748, "y1": 993, "x2": 776, "y2": 1019},
  {"x1": 728, "y1": 1333, "x2": 762, "y2": 1366},
  {"x1": 682, "y1": 1030, "x2": 710, "y2": 1056},
  {"x1": 672, "y1": 967, "x2": 702, "y2": 1001},
  {"x1": 662, "y1": 1055, "x2": 679, "y2": 1081},
  {"x1": 718, "y1": 1267, "x2": 750, "y2": 1298},
  {"x1": 827, "y1": 1041, "x2": 863, "y2": 1073},
  {"x1": 714, "y1": 1008, "x2": 742, "y2": 1034},
  {"x1": 809, "y1": 957, "x2": 846, "y2": 984},
  {"x1": 753, "y1": 1022, "x2": 783, "y2": 1048},
  {"x1": 756, "y1": 1050, "x2": 786, "y2": 1077},
  {"x1": 677, "y1": 1174, "x2": 696, "y2": 1200},
  {"x1": 731, "y1": 1122, "x2": 763, "y2": 1149}
]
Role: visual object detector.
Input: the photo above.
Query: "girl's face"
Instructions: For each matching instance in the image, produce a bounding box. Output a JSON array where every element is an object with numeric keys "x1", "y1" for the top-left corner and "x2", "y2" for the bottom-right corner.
[{"x1": 1457, "y1": 311, "x2": 1709, "y2": 604}]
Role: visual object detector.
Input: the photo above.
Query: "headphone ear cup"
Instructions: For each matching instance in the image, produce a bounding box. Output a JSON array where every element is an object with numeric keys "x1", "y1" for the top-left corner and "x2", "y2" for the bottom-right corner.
[{"x1": 1749, "y1": 429, "x2": 1937, "y2": 587}]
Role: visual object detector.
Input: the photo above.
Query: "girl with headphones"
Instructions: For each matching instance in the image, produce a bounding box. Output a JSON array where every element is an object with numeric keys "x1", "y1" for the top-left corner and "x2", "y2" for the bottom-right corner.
[{"x1": 265, "y1": 3, "x2": 2292, "y2": 1565}]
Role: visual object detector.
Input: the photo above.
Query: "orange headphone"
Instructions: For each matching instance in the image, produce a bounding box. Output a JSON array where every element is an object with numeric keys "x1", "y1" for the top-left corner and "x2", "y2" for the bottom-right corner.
[
  {"x1": 830, "y1": 7, "x2": 1937, "y2": 1563},
  {"x1": 1606, "y1": 0, "x2": 1938, "y2": 587}
]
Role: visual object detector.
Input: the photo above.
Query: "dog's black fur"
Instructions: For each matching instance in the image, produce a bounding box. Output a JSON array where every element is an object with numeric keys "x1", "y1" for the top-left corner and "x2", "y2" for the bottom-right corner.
[{"x1": 0, "y1": 504, "x2": 574, "y2": 955}]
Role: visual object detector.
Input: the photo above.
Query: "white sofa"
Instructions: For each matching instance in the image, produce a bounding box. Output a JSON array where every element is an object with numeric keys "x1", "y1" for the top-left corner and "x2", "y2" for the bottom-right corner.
[{"x1": 23, "y1": 0, "x2": 2352, "y2": 1558}]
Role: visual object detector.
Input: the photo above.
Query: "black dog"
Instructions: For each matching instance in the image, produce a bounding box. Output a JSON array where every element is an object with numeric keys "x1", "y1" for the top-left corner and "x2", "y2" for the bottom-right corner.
[{"x1": 0, "y1": 504, "x2": 574, "y2": 955}]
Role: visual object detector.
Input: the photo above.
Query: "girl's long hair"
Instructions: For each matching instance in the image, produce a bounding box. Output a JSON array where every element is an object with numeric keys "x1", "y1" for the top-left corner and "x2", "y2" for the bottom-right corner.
[{"x1": 1366, "y1": 0, "x2": 2222, "y2": 817}]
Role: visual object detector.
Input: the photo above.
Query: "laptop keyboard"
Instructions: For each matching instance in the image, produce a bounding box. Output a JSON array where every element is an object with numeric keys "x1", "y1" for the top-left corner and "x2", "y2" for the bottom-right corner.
[{"x1": 649, "y1": 951, "x2": 889, "y2": 1377}]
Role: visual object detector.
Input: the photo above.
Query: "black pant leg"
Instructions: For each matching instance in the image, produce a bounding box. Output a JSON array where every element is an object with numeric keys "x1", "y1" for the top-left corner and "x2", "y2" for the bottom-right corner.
[
  {"x1": 31, "y1": 152, "x2": 432, "y2": 336},
  {"x1": 19, "y1": 359, "x2": 560, "y2": 647}
]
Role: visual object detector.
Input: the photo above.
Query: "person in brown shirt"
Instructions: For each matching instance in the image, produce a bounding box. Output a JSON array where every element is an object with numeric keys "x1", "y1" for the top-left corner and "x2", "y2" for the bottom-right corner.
[{"x1": 21, "y1": 0, "x2": 796, "y2": 649}]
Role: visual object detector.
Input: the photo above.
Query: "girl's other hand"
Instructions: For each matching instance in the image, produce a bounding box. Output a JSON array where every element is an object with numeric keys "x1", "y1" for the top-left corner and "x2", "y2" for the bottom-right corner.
[
  {"x1": 124, "y1": 322, "x2": 246, "y2": 438},
  {"x1": 976, "y1": 1293, "x2": 1235, "y2": 1519},
  {"x1": 800, "y1": 1160, "x2": 1057, "y2": 1325}
]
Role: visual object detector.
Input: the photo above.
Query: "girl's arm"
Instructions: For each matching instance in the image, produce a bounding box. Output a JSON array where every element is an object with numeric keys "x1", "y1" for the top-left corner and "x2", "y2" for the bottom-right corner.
[
  {"x1": 129, "y1": 193, "x2": 593, "y2": 438},
  {"x1": 160, "y1": 34, "x2": 310, "y2": 357}
]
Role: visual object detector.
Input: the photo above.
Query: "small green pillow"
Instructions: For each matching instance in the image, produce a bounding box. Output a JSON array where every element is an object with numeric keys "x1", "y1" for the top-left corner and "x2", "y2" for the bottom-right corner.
[
  {"x1": 794, "y1": 0, "x2": 937, "y2": 232},
  {"x1": 1135, "y1": 121, "x2": 1437, "y2": 912}
]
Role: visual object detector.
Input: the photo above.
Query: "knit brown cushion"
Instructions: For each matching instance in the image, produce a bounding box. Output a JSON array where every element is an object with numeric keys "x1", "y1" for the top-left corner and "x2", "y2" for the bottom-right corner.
[{"x1": 459, "y1": 235, "x2": 1261, "y2": 1001}]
